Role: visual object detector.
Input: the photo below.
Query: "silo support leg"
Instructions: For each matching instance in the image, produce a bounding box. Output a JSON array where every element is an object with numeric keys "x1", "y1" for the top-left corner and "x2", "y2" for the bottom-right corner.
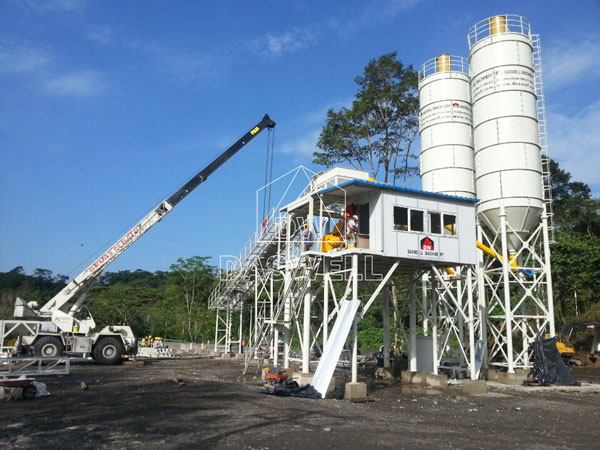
[{"x1": 409, "y1": 274, "x2": 417, "y2": 372}]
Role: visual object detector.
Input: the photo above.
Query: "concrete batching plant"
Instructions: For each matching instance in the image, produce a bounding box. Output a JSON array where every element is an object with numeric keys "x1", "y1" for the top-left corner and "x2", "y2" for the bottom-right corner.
[
  {"x1": 418, "y1": 14, "x2": 555, "y2": 373},
  {"x1": 208, "y1": 14, "x2": 557, "y2": 388}
]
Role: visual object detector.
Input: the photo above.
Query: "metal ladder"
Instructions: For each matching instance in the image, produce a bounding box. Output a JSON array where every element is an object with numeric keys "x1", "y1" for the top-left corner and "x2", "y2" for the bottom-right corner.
[{"x1": 532, "y1": 33, "x2": 555, "y2": 243}]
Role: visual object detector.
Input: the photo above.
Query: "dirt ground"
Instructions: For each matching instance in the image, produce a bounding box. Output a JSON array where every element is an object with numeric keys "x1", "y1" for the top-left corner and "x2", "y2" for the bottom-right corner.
[{"x1": 1, "y1": 357, "x2": 599, "y2": 450}]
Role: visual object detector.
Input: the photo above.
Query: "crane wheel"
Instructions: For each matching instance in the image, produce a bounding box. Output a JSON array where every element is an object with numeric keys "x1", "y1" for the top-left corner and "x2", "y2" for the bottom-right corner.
[
  {"x1": 33, "y1": 336, "x2": 64, "y2": 358},
  {"x1": 93, "y1": 337, "x2": 124, "y2": 365}
]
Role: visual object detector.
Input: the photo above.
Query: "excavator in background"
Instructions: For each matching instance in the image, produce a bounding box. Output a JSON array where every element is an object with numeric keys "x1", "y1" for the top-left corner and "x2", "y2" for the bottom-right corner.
[
  {"x1": 1, "y1": 114, "x2": 275, "y2": 364},
  {"x1": 555, "y1": 320, "x2": 600, "y2": 366}
]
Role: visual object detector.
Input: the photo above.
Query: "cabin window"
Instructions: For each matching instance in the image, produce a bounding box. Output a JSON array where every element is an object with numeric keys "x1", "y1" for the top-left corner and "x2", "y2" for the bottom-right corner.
[
  {"x1": 359, "y1": 203, "x2": 370, "y2": 234},
  {"x1": 443, "y1": 214, "x2": 457, "y2": 235},
  {"x1": 410, "y1": 210, "x2": 424, "y2": 232},
  {"x1": 393, "y1": 206, "x2": 408, "y2": 231},
  {"x1": 429, "y1": 212, "x2": 442, "y2": 234}
]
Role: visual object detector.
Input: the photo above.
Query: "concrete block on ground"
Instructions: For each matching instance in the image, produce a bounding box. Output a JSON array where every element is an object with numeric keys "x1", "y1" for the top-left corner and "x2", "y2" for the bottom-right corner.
[
  {"x1": 219, "y1": 352, "x2": 234, "y2": 359},
  {"x1": 463, "y1": 380, "x2": 488, "y2": 395},
  {"x1": 425, "y1": 373, "x2": 448, "y2": 389},
  {"x1": 211, "y1": 351, "x2": 222, "y2": 357},
  {"x1": 344, "y1": 382, "x2": 367, "y2": 401},
  {"x1": 498, "y1": 371, "x2": 527, "y2": 386},
  {"x1": 411, "y1": 371, "x2": 427, "y2": 386},
  {"x1": 401, "y1": 371, "x2": 419, "y2": 385},
  {"x1": 233, "y1": 353, "x2": 245, "y2": 360},
  {"x1": 484, "y1": 369, "x2": 500, "y2": 381}
]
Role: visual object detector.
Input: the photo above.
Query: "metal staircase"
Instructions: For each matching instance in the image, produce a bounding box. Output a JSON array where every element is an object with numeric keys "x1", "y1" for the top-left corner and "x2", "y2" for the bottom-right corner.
[
  {"x1": 208, "y1": 207, "x2": 288, "y2": 312},
  {"x1": 243, "y1": 255, "x2": 321, "y2": 374}
]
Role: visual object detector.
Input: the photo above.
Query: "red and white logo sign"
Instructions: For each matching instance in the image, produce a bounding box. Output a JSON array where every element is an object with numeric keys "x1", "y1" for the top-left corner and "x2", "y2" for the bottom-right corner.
[{"x1": 421, "y1": 236, "x2": 434, "y2": 251}]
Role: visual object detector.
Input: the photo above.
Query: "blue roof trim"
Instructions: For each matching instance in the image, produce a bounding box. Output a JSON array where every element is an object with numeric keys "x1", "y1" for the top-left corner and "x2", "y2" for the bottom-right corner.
[{"x1": 317, "y1": 179, "x2": 479, "y2": 203}]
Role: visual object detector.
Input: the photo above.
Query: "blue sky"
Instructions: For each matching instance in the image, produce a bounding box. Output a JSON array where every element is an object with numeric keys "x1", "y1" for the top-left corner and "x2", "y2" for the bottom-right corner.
[{"x1": 1, "y1": 0, "x2": 599, "y2": 277}]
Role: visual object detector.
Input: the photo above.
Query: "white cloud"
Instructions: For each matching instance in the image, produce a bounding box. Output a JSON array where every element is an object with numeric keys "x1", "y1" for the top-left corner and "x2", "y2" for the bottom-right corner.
[
  {"x1": 124, "y1": 39, "x2": 219, "y2": 84},
  {"x1": 86, "y1": 27, "x2": 114, "y2": 46},
  {"x1": 43, "y1": 70, "x2": 105, "y2": 96},
  {"x1": 547, "y1": 101, "x2": 600, "y2": 191},
  {"x1": 255, "y1": 28, "x2": 319, "y2": 58},
  {"x1": 280, "y1": 128, "x2": 321, "y2": 157},
  {"x1": 543, "y1": 35, "x2": 600, "y2": 91},
  {"x1": 86, "y1": 29, "x2": 218, "y2": 83},
  {"x1": 329, "y1": 0, "x2": 425, "y2": 38},
  {"x1": 280, "y1": 100, "x2": 352, "y2": 160},
  {"x1": 0, "y1": 40, "x2": 52, "y2": 75}
]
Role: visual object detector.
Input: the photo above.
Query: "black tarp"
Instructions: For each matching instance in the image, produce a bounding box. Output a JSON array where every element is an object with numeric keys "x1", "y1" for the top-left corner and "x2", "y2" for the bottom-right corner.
[
  {"x1": 264, "y1": 381, "x2": 322, "y2": 399},
  {"x1": 529, "y1": 335, "x2": 580, "y2": 386}
]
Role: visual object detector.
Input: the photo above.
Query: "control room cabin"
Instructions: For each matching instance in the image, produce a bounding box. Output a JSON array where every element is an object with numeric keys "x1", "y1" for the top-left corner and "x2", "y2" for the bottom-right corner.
[{"x1": 283, "y1": 167, "x2": 478, "y2": 269}]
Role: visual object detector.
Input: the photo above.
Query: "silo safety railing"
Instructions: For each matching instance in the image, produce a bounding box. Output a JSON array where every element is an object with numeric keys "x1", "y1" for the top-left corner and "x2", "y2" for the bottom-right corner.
[
  {"x1": 419, "y1": 55, "x2": 469, "y2": 80},
  {"x1": 468, "y1": 14, "x2": 531, "y2": 49}
]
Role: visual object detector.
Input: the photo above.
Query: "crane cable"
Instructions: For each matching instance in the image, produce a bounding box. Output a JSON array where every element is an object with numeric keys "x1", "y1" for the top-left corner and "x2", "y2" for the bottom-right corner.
[{"x1": 262, "y1": 127, "x2": 275, "y2": 224}]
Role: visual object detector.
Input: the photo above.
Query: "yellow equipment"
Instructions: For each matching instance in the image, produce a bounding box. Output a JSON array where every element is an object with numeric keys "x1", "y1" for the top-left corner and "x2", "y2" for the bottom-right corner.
[
  {"x1": 555, "y1": 334, "x2": 576, "y2": 358},
  {"x1": 321, "y1": 234, "x2": 344, "y2": 253}
]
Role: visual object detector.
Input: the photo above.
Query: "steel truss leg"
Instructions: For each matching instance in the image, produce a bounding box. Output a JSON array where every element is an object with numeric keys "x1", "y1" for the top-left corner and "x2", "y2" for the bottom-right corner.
[
  {"x1": 382, "y1": 288, "x2": 390, "y2": 369},
  {"x1": 351, "y1": 253, "x2": 359, "y2": 383},
  {"x1": 409, "y1": 273, "x2": 417, "y2": 372}
]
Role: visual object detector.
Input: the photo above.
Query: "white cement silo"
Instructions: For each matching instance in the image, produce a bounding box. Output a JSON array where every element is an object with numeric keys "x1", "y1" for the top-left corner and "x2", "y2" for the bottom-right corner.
[
  {"x1": 419, "y1": 55, "x2": 475, "y2": 198},
  {"x1": 468, "y1": 15, "x2": 544, "y2": 253}
]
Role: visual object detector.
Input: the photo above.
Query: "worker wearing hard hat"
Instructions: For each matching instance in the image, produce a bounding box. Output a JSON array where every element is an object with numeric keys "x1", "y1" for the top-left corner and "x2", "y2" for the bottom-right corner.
[
  {"x1": 345, "y1": 201, "x2": 358, "y2": 218},
  {"x1": 347, "y1": 215, "x2": 359, "y2": 248},
  {"x1": 301, "y1": 223, "x2": 313, "y2": 252},
  {"x1": 154, "y1": 337, "x2": 164, "y2": 348}
]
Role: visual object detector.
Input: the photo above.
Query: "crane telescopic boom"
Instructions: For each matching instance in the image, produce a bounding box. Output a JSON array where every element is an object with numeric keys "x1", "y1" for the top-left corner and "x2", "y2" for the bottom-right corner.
[{"x1": 29, "y1": 114, "x2": 275, "y2": 319}]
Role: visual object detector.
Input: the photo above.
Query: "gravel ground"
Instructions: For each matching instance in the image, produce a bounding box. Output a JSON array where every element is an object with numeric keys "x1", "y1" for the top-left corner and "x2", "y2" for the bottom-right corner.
[{"x1": 1, "y1": 357, "x2": 598, "y2": 449}]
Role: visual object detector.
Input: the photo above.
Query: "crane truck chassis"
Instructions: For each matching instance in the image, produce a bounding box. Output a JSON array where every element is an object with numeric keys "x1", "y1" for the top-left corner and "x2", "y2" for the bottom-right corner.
[{"x1": 1, "y1": 114, "x2": 276, "y2": 365}]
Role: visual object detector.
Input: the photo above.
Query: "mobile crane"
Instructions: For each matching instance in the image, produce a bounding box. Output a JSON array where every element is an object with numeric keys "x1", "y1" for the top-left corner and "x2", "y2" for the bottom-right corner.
[{"x1": 3, "y1": 114, "x2": 276, "y2": 364}]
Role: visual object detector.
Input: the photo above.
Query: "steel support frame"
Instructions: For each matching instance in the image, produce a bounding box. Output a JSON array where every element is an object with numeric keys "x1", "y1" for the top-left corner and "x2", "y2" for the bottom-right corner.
[
  {"x1": 214, "y1": 307, "x2": 232, "y2": 353},
  {"x1": 421, "y1": 266, "x2": 478, "y2": 379},
  {"x1": 477, "y1": 211, "x2": 555, "y2": 372}
]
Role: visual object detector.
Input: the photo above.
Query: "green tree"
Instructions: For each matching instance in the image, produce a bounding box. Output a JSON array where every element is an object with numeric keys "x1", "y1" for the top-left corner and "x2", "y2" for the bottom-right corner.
[
  {"x1": 550, "y1": 159, "x2": 600, "y2": 236},
  {"x1": 0, "y1": 267, "x2": 67, "y2": 319},
  {"x1": 168, "y1": 256, "x2": 216, "y2": 342},
  {"x1": 551, "y1": 230, "x2": 600, "y2": 322},
  {"x1": 314, "y1": 52, "x2": 419, "y2": 185},
  {"x1": 548, "y1": 159, "x2": 600, "y2": 322},
  {"x1": 87, "y1": 284, "x2": 163, "y2": 336}
]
